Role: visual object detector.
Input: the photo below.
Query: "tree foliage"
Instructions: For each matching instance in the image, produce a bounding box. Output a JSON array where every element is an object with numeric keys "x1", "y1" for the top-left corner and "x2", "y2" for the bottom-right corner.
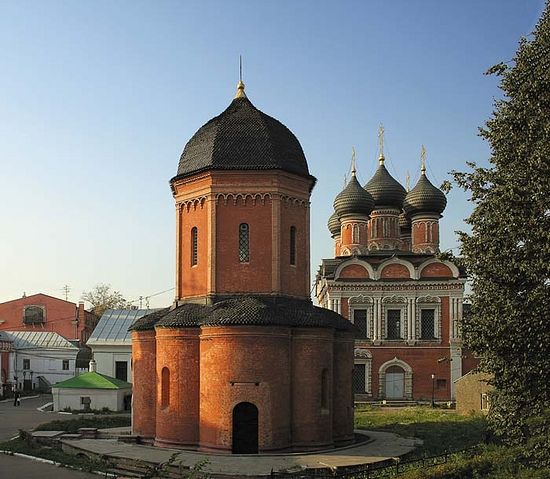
[
  {"x1": 81, "y1": 283, "x2": 132, "y2": 318},
  {"x1": 452, "y1": 1, "x2": 550, "y2": 459}
]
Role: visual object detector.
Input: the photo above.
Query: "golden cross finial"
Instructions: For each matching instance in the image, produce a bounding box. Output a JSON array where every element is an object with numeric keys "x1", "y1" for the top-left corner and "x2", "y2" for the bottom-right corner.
[
  {"x1": 351, "y1": 146, "x2": 356, "y2": 176},
  {"x1": 420, "y1": 145, "x2": 427, "y2": 174},
  {"x1": 235, "y1": 56, "x2": 246, "y2": 98},
  {"x1": 378, "y1": 124, "x2": 385, "y2": 164},
  {"x1": 406, "y1": 171, "x2": 411, "y2": 191}
]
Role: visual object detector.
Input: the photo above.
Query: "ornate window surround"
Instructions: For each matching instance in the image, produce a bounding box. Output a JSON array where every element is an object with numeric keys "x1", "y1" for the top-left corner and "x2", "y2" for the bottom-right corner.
[
  {"x1": 354, "y1": 348, "x2": 372, "y2": 395},
  {"x1": 415, "y1": 296, "x2": 442, "y2": 343},
  {"x1": 382, "y1": 296, "x2": 407, "y2": 341},
  {"x1": 348, "y1": 295, "x2": 373, "y2": 341}
]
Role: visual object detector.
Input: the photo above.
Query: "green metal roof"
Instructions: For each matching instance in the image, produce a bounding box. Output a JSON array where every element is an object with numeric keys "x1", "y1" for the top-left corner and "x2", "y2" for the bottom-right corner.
[{"x1": 52, "y1": 372, "x2": 132, "y2": 390}]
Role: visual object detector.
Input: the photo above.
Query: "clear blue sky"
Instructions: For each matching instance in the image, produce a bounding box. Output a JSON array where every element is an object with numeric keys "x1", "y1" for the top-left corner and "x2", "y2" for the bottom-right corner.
[{"x1": 0, "y1": 0, "x2": 544, "y2": 307}]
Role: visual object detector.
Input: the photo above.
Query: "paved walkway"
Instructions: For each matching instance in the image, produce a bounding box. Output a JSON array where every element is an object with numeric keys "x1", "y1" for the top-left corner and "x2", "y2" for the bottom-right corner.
[{"x1": 63, "y1": 431, "x2": 422, "y2": 476}]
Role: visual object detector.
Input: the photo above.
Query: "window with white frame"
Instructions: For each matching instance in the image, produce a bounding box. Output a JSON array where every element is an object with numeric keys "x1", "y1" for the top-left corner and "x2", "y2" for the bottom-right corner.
[
  {"x1": 386, "y1": 309, "x2": 402, "y2": 339},
  {"x1": 353, "y1": 309, "x2": 368, "y2": 339},
  {"x1": 352, "y1": 224, "x2": 360, "y2": 243},
  {"x1": 420, "y1": 309, "x2": 436, "y2": 339},
  {"x1": 416, "y1": 297, "x2": 442, "y2": 341},
  {"x1": 353, "y1": 350, "x2": 372, "y2": 395},
  {"x1": 382, "y1": 296, "x2": 407, "y2": 341}
]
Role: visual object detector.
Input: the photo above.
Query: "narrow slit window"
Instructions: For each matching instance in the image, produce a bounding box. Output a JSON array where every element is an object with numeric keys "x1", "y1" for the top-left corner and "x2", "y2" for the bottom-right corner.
[
  {"x1": 239, "y1": 223, "x2": 249, "y2": 263},
  {"x1": 161, "y1": 367, "x2": 170, "y2": 408},
  {"x1": 191, "y1": 227, "x2": 198, "y2": 266},
  {"x1": 352, "y1": 224, "x2": 359, "y2": 243},
  {"x1": 290, "y1": 226, "x2": 297, "y2": 265},
  {"x1": 321, "y1": 369, "x2": 329, "y2": 409}
]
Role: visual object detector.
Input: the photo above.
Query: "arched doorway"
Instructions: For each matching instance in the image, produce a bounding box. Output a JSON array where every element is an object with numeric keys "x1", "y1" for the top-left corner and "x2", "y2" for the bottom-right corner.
[
  {"x1": 232, "y1": 402, "x2": 258, "y2": 454},
  {"x1": 385, "y1": 365, "x2": 405, "y2": 399}
]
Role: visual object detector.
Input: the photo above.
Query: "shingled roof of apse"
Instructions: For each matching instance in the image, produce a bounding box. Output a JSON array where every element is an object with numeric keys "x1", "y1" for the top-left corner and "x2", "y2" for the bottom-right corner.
[
  {"x1": 172, "y1": 96, "x2": 312, "y2": 181},
  {"x1": 130, "y1": 297, "x2": 355, "y2": 332}
]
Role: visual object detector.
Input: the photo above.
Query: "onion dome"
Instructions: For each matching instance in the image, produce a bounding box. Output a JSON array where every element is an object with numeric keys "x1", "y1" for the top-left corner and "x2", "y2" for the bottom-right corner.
[
  {"x1": 327, "y1": 211, "x2": 341, "y2": 236},
  {"x1": 364, "y1": 155, "x2": 407, "y2": 209},
  {"x1": 403, "y1": 165, "x2": 447, "y2": 216},
  {"x1": 333, "y1": 173, "x2": 374, "y2": 217},
  {"x1": 399, "y1": 212, "x2": 411, "y2": 231},
  {"x1": 172, "y1": 81, "x2": 312, "y2": 182}
]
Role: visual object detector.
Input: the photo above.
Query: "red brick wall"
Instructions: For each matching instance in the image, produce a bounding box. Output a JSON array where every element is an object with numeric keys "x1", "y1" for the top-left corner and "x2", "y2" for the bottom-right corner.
[
  {"x1": 332, "y1": 332, "x2": 354, "y2": 445},
  {"x1": 0, "y1": 294, "x2": 86, "y2": 341},
  {"x1": 339, "y1": 264, "x2": 369, "y2": 279},
  {"x1": 291, "y1": 328, "x2": 334, "y2": 450},
  {"x1": 370, "y1": 348, "x2": 453, "y2": 401},
  {"x1": 178, "y1": 200, "x2": 210, "y2": 299},
  {"x1": 420, "y1": 263, "x2": 453, "y2": 278},
  {"x1": 215, "y1": 197, "x2": 273, "y2": 295},
  {"x1": 279, "y1": 201, "x2": 309, "y2": 298},
  {"x1": 199, "y1": 326, "x2": 292, "y2": 452},
  {"x1": 131, "y1": 331, "x2": 157, "y2": 440},
  {"x1": 155, "y1": 328, "x2": 200, "y2": 448},
  {"x1": 380, "y1": 264, "x2": 410, "y2": 279}
]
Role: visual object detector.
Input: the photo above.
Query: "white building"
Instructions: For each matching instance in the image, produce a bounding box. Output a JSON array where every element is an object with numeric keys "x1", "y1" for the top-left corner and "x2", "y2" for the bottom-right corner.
[
  {"x1": 87, "y1": 309, "x2": 159, "y2": 383},
  {"x1": 52, "y1": 361, "x2": 132, "y2": 412},
  {"x1": 4, "y1": 331, "x2": 79, "y2": 391}
]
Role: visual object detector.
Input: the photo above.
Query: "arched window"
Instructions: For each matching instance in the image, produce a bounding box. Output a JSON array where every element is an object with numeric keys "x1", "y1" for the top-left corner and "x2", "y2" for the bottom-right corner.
[
  {"x1": 352, "y1": 224, "x2": 359, "y2": 243},
  {"x1": 321, "y1": 368, "x2": 329, "y2": 409},
  {"x1": 191, "y1": 227, "x2": 198, "y2": 266},
  {"x1": 239, "y1": 223, "x2": 249, "y2": 263},
  {"x1": 290, "y1": 226, "x2": 296, "y2": 265},
  {"x1": 161, "y1": 367, "x2": 170, "y2": 409}
]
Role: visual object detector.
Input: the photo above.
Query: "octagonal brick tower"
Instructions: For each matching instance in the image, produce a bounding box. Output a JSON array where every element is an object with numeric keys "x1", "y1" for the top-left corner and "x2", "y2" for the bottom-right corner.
[
  {"x1": 172, "y1": 80, "x2": 315, "y2": 303},
  {"x1": 131, "y1": 81, "x2": 356, "y2": 454}
]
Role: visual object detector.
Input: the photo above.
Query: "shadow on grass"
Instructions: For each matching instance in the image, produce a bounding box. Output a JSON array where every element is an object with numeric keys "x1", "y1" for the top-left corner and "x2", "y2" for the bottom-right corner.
[{"x1": 355, "y1": 408, "x2": 487, "y2": 458}]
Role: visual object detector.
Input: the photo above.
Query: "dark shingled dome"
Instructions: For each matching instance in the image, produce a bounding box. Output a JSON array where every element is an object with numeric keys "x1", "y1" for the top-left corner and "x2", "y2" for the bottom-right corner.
[
  {"x1": 403, "y1": 173, "x2": 447, "y2": 216},
  {"x1": 333, "y1": 175, "x2": 374, "y2": 217},
  {"x1": 364, "y1": 161, "x2": 407, "y2": 209},
  {"x1": 172, "y1": 96, "x2": 311, "y2": 181},
  {"x1": 327, "y1": 211, "x2": 341, "y2": 236},
  {"x1": 129, "y1": 297, "x2": 355, "y2": 332},
  {"x1": 399, "y1": 212, "x2": 411, "y2": 230}
]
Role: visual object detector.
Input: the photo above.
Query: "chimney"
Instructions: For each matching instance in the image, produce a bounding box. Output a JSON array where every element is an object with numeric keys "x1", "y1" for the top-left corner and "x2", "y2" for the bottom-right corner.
[{"x1": 89, "y1": 359, "x2": 97, "y2": 373}]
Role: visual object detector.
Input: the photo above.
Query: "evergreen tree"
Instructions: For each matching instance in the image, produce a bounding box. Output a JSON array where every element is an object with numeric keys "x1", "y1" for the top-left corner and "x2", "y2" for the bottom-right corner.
[{"x1": 452, "y1": 1, "x2": 550, "y2": 460}]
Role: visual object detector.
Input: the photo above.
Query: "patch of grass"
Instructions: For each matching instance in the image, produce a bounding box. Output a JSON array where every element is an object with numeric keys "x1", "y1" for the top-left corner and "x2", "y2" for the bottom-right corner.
[
  {"x1": 397, "y1": 445, "x2": 550, "y2": 479},
  {"x1": 34, "y1": 415, "x2": 131, "y2": 433},
  {"x1": 354, "y1": 406, "x2": 487, "y2": 457},
  {"x1": 0, "y1": 437, "x2": 111, "y2": 473}
]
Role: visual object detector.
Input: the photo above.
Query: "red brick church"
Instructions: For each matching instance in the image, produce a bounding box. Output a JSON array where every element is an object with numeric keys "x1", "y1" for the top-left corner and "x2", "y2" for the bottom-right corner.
[
  {"x1": 130, "y1": 81, "x2": 355, "y2": 453},
  {"x1": 315, "y1": 143, "x2": 476, "y2": 402}
]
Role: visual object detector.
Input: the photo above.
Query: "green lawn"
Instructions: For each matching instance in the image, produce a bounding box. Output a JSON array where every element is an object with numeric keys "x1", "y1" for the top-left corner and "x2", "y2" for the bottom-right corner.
[
  {"x1": 34, "y1": 415, "x2": 131, "y2": 433},
  {"x1": 354, "y1": 406, "x2": 487, "y2": 457}
]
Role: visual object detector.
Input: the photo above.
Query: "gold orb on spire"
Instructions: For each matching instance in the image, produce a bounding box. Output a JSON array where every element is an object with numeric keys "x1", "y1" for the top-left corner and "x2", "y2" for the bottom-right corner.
[{"x1": 235, "y1": 79, "x2": 246, "y2": 99}]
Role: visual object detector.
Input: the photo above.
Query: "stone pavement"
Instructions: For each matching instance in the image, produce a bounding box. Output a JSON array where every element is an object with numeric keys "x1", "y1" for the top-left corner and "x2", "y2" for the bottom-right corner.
[{"x1": 63, "y1": 430, "x2": 422, "y2": 476}]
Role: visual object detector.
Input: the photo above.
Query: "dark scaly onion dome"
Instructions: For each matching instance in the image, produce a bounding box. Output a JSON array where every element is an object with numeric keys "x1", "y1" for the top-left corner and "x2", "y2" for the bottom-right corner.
[
  {"x1": 327, "y1": 211, "x2": 341, "y2": 236},
  {"x1": 333, "y1": 174, "x2": 374, "y2": 217},
  {"x1": 403, "y1": 169, "x2": 447, "y2": 216},
  {"x1": 364, "y1": 156, "x2": 407, "y2": 209},
  {"x1": 399, "y1": 212, "x2": 411, "y2": 231},
  {"x1": 171, "y1": 81, "x2": 314, "y2": 183}
]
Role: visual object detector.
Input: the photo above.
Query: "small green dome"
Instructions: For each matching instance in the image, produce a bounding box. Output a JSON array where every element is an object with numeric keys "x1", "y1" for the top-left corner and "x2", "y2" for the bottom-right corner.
[
  {"x1": 364, "y1": 160, "x2": 406, "y2": 209},
  {"x1": 333, "y1": 175, "x2": 374, "y2": 217},
  {"x1": 403, "y1": 173, "x2": 447, "y2": 216},
  {"x1": 327, "y1": 211, "x2": 341, "y2": 236}
]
